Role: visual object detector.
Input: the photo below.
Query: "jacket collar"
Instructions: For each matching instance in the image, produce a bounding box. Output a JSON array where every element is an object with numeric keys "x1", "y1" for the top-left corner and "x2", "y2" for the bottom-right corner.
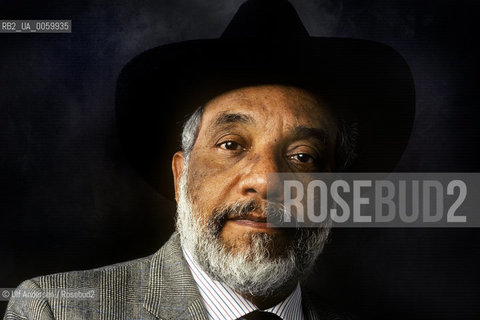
[{"x1": 143, "y1": 232, "x2": 209, "y2": 320}]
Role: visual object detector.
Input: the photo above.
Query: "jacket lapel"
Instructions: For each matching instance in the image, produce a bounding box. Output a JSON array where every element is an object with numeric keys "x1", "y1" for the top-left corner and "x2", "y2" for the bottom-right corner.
[{"x1": 143, "y1": 233, "x2": 209, "y2": 320}]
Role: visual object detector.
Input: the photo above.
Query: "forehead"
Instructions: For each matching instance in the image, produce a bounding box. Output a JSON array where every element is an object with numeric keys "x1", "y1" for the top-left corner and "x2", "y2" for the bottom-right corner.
[{"x1": 201, "y1": 85, "x2": 336, "y2": 131}]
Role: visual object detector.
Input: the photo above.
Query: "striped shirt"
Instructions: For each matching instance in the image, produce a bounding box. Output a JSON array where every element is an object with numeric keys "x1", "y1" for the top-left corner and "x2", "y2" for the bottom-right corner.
[{"x1": 183, "y1": 248, "x2": 304, "y2": 320}]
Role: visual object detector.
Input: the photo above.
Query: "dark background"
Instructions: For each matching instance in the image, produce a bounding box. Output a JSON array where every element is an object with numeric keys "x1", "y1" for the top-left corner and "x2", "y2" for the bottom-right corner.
[{"x1": 1, "y1": 0, "x2": 479, "y2": 319}]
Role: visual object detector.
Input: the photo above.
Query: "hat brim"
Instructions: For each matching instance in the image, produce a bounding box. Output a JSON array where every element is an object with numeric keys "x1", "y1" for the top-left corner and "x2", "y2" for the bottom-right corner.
[{"x1": 116, "y1": 37, "x2": 415, "y2": 199}]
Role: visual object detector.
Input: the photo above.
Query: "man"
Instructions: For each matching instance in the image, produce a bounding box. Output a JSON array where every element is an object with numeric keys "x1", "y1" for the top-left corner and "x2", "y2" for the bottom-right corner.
[{"x1": 4, "y1": 0, "x2": 414, "y2": 319}]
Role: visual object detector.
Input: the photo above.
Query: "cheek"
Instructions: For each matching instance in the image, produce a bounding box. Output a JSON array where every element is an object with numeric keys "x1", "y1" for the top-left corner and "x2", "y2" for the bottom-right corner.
[{"x1": 186, "y1": 152, "x2": 238, "y2": 211}]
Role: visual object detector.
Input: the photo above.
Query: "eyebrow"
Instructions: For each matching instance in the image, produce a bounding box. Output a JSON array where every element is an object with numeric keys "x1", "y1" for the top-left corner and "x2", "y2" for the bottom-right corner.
[
  {"x1": 208, "y1": 112, "x2": 329, "y2": 144},
  {"x1": 292, "y1": 126, "x2": 329, "y2": 145},
  {"x1": 212, "y1": 112, "x2": 256, "y2": 128}
]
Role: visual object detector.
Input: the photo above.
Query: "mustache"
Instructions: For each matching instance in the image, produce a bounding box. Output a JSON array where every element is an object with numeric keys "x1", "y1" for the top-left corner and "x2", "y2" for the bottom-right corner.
[{"x1": 206, "y1": 200, "x2": 290, "y2": 235}]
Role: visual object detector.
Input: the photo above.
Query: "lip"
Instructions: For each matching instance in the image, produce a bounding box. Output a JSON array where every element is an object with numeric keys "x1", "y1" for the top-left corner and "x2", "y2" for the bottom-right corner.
[{"x1": 228, "y1": 217, "x2": 277, "y2": 229}]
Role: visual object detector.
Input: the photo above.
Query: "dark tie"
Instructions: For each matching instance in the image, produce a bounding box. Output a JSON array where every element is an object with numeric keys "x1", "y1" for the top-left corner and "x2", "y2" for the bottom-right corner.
[{"x1": 237, "y1": 310, "x2": 283, "y2": 320}]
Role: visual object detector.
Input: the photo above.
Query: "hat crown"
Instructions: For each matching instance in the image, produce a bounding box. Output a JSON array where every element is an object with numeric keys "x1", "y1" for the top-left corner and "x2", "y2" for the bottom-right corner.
[{"x1": 221, "y1": 0, "x2": 310, "y2": 39}]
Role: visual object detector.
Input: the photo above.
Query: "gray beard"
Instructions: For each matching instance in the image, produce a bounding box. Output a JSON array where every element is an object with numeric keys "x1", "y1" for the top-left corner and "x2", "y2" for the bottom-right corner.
[{"x1": 176, "y1": 163, "x2": 331, "y2": 297}]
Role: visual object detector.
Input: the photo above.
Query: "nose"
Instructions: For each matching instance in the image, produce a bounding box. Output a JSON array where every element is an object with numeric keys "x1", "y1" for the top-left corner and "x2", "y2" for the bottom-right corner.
[{"x1": 237, "y1": 153, "x2": 283, "y2": 201}]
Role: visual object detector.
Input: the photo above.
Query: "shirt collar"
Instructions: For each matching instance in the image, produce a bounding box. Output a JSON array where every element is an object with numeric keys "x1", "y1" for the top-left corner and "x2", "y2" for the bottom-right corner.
[{"x1": 183, "y1": 248, "x2": 304, "y2": 320}]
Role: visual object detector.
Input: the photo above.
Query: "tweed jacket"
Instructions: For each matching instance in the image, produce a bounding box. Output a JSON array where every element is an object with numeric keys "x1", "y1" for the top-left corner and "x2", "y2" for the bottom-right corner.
[{"x1": 4, "y1": 233, "x2": 347, "y2": 320}]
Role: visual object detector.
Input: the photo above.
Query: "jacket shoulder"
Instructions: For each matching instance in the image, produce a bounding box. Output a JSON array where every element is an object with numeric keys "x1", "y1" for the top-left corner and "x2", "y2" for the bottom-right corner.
[
  {"x1": 33, "y1": 254, "x2": 154, "y2": 289},
  {"x1": 4, "y1": 254, "x2": 156, "y2": 320}
]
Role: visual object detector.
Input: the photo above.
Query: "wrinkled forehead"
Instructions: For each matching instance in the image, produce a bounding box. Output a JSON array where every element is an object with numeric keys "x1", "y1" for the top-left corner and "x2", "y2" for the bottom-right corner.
[{"x1": 200, "y1": 84, "x2": 338, "y2": 132}]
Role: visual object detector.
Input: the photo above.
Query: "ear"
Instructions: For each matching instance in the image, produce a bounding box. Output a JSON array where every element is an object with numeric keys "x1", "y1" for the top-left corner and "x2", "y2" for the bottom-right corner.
[{"x1": 172, "y1": 151, "x2": 185, "y2": 202}]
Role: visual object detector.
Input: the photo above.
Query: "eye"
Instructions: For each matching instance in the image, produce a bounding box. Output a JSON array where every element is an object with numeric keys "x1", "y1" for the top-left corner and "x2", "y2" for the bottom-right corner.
[
  {"x1": 218, "y1": 140, "x2": 244, "y2": 151},
  {"x1": 288, "y1": 153, "x2": 316, "y2": 164}
]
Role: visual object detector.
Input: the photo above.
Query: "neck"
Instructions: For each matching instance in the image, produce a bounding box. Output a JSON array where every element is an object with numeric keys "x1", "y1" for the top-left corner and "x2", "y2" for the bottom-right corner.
[{"x1": 240, "y1": 282, "x2": 298, "y2": 310}]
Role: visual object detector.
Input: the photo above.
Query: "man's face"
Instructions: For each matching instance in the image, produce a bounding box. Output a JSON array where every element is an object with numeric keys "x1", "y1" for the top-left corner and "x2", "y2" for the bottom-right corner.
[{"x1": 173, "y1": 84, "x2": 337, "y2": 296}]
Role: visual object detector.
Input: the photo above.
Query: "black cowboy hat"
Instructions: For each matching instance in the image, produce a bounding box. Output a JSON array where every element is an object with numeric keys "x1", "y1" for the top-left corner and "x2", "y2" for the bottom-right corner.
[{"x1": 115, "y1": 0, "x2": 415, "y2": 199}]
